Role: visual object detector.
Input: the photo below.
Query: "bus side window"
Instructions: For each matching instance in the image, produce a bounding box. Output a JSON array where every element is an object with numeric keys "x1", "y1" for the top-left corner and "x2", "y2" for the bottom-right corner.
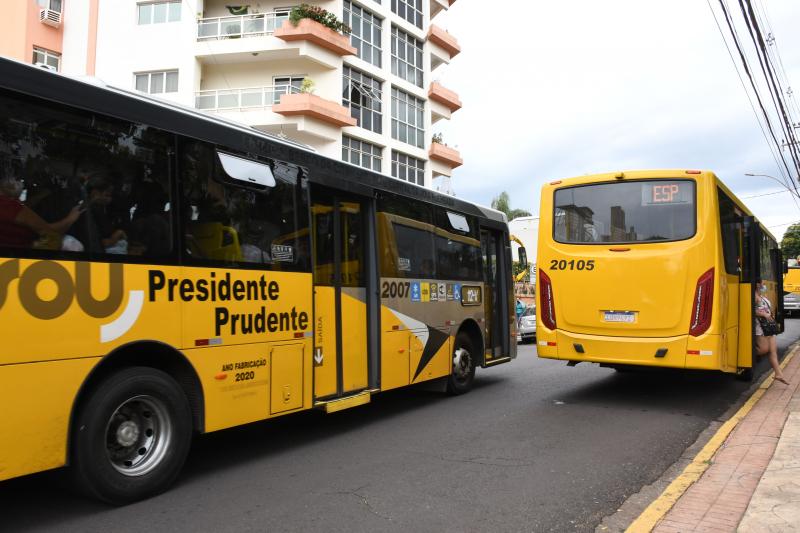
[
  {"x1": 0, "y1": 90, "x2": 174, "y2": 260},
  {"x1": 376, "y1": 192, "x2": 435, "y2": 279},
  {"x1": 718, "y1": 188, "x2": 742, "y2": 277},
  {"x1": 179, "y1": 140, "x2": 310, "y2": 271}
]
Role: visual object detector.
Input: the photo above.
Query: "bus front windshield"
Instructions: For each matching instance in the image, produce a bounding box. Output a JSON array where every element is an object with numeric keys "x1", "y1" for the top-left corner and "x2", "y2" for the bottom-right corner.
[{"x1": 553, "y1": 180, "x2": 696, "y2": 244}]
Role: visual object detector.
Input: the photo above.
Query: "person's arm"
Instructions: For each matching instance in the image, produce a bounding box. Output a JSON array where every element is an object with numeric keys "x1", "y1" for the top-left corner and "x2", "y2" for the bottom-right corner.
[{"x1": 14, "y1": 204, "x2": 82, "y2": 236}]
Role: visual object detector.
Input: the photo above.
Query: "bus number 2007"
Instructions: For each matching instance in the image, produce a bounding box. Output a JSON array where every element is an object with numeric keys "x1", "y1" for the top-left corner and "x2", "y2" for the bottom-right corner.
[
  {"x1": 382, "y1": 281, "x2": 411, "y2": 298},
  {"x1": 549, "y1": 259, "x2": 595, "y2": 271}
]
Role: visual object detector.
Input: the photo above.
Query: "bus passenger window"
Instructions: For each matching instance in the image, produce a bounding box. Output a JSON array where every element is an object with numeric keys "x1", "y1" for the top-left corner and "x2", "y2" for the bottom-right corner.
[
  {"x1": 180, "y1": 140, "x2": 310, "y2": 271},
  {"x1": 0, "y1": 90, "x2": 173, "y2": 259},
  {"x1": 376, "y1": 192, "x2": 435, "y2": 279}
]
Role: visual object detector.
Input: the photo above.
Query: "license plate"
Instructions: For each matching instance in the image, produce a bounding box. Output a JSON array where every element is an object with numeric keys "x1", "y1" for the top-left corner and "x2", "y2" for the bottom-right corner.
[{"x1": 603, "y1": 311, "x2": 635, "y2": 323}]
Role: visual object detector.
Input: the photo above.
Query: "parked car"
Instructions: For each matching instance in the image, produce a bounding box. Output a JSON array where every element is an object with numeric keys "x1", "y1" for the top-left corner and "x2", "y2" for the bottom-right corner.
[
  {"x1": 784, "y1": 292, "x2": 800, "y2": 317},
  {"x1": 518, "y1": 306, "x2": 536, "y2": 343}
]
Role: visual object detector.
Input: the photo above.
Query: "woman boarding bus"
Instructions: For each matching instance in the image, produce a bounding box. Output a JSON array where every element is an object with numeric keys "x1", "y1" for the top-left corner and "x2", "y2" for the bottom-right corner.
[{"x1": 536, "y1": 169, "x2": 784, "y2": 378}]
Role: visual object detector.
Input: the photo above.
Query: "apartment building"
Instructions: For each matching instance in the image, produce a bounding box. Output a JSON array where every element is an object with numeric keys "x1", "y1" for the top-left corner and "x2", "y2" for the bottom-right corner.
[{"x1": 1, "y1": 0, "x2": 463, "y2": 193}]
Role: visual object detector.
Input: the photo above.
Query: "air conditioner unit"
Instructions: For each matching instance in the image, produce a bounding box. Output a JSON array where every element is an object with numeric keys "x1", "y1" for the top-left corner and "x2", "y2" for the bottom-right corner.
[
  {"x1": 39, "y1": 8, "x2": 62, "y2": 27},
  {"x1": 35, "y1": 62, "x2": 58, "y2": 72}
]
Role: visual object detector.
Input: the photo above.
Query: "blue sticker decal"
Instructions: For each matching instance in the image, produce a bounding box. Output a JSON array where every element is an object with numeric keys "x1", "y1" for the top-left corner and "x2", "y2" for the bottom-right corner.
[
  {"x1": 411, "y1": 281, "x2": 421, "y2": 302},
  {"x1": 454, "y1": 284, "x2": 462, "y2": 301}
]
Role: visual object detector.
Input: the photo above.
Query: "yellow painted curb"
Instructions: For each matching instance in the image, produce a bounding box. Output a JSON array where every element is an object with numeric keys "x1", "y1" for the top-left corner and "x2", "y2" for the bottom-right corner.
[{"x1": 625, "y1": 345, "x2": 799, "y2": 533}]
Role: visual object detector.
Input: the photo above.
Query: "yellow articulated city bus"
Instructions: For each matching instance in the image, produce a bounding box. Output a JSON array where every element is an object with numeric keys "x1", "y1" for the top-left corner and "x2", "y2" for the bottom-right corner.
[
  {"x1": 0, "y1": 58, "x2": 519, "y2": 503},
  {"x1": 536, "y1": 169, "x2": 784, "y2": 377}
]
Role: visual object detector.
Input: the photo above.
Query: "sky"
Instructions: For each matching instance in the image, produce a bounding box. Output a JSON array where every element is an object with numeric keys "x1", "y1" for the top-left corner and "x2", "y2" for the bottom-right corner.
[{"x1": 434, "y1": 0, "x2": 800, "y2": 241}]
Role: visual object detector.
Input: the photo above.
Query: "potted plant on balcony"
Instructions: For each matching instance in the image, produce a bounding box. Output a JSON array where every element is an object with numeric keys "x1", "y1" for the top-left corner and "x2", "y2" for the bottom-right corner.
[
  {"x1": 289, "y1": 4, "x2": 351, "y2": 34},
  {"x1": 300, "y1": 78, "x2": 315, "y2": 95},
  {"x1": 432, "y1": 133, "x2": 444, "y2": 145}
]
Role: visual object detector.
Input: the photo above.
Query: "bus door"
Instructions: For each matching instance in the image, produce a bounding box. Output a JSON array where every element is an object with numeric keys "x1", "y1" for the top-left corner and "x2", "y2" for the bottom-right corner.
[
  {"x1": 771, "y1": 248, "x2": 785, "y2": 332},
  {"x1": 481, "y1": 228, "x2": 508, "y2": 360},
  {"x1": 311, "y1": 191, "x2": 370, "y2": 399}
]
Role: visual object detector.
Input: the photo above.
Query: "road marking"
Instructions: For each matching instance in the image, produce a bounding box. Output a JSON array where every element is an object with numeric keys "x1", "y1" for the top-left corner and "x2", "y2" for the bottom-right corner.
[{"x1": 625, "y1": 344, "x2": 799, "y2": 533}]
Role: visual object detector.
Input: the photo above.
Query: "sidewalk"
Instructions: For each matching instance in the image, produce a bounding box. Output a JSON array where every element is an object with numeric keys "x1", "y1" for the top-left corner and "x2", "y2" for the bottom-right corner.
[{"x1": 650, "y1": 348, "x2": 800, "y2": 533}]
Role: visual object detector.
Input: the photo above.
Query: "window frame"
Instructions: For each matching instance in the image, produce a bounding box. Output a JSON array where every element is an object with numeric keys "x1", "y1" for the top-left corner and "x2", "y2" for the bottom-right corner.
[
  {"x1": 343, "y1": 66, "x2": 384, "y2": 134},
  {"x1": 134, "y1": 70, "x2": 179, "y2": 95},
  {"x1": 391, "y1": 25, "x2": 424, "y2": 88},
  {"x1": 391, "y1": 0, "x2": 423, "y2": 29},
  {"x1": 137, "y1": 1, "x2": 181, "y2": 25},
  {"x1": 31, "y1": 47, "x2": 61, "y2": 71},
  {"x1": 344, "y1": 0, "x2": 383, "y2": 67},
  {"x1": 342, "y1": 135, "x2": 383, "y2": 172},
  {"x1": 391, "y1": 150, "x2": 424, "y2": 186},
  {"x1": 391, "y1": 87, "x2": 424, "y2": 149}
]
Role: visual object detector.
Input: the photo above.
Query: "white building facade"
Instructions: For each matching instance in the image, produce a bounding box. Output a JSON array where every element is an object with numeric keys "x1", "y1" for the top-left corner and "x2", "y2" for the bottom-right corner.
[{"x1": 57, "y1": 0, "x2": 463, "y2": 191}]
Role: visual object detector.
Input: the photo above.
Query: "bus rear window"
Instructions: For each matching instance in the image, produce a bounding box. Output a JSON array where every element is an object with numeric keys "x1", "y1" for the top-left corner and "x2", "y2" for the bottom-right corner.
[{"x1": 553, "y1": 180, "x2": 696, "y2": 244}]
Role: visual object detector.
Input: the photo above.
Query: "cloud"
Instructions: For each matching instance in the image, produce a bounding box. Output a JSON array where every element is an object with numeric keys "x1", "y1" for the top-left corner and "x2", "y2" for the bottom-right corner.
[{"x1": 434, "y1": 0, "x2": 800, "y2": 240}]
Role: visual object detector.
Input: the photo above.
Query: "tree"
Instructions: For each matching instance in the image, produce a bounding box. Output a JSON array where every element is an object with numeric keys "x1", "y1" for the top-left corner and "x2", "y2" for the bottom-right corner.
[
  {"x1": 781, "y1": 223, "x2": 800, "y2": 261},
  {"x1": 491, "y1": 191, "x2": 531, "y2": 221}
]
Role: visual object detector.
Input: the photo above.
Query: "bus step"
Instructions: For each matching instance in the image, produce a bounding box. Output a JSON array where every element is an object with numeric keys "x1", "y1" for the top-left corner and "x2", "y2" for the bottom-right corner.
[
  {"x1": 484, "y1": 356, "x2": 512, "y2": 367},
  {"x1": 316, "y1": 391, "x2": 371, "y2": 414}
]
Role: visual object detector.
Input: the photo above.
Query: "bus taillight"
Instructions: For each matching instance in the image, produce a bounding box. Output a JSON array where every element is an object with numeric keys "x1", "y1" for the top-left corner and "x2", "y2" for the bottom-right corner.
[
  {"x1": 689, "y1": 268, "x2": 714, "y2": 336},
  {"x1": 539, "y1": 269, "x2": 557, "y2": 330}
]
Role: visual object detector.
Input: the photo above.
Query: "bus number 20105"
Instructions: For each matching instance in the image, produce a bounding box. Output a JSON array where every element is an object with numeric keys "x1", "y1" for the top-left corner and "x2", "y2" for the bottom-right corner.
[{"x1": 549, "y1": 259, "x2": 595, "y2": 271}]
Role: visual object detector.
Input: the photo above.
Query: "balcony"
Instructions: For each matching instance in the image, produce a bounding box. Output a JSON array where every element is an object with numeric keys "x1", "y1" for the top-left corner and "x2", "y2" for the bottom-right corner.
[
  {"x1": 429, "y1": 142, "x2": 463, "y2": 178},
  {"x1": 197, "y1": 13, "x2": 286, "y2": 40},
  {"x1": 273, "y1": 93, "x2": 356, "y2": 127},
  {"x1": 274, "y1": 19, "x2": 356, "y2": 57},
  {"x1": 196, "y1": 84, "x2": 299, "y2": 111},
  {"x1": 39, "y1": 8, "x2": 62, "y2": 28},
  {"x1": 195, "y1": 15, "x2": 353, "y2": 69},
  {"x1": 428, "y1": 25, "x2": 461, "y2": 70},
  {"x1": 430, "y1": 0, "x2": 450, "y2": 19},
  {"x1": 196, "y1": 87, "x2": 353, "y2": 142},
  {"x1": 428, "y1": 82, "x2": 462, "y2": 123}
]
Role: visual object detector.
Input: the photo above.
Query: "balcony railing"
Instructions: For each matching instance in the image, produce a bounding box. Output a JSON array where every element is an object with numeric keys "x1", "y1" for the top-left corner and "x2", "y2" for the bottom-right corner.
[
  {"x1": 195, "y1": 85, "x2": 301, "y2": 111},
  {"x1": 197, "y1": 13, "x2": 288, "y2": 41}
]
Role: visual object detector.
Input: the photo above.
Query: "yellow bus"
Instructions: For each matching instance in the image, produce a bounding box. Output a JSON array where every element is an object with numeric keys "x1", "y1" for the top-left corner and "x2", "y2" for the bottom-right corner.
[
  {"x1": 536, "y1": 169, "x2": 784, "y2": 377},
  {"x1": 0, "y1": 58, "x2": 520, "y2": 503}
]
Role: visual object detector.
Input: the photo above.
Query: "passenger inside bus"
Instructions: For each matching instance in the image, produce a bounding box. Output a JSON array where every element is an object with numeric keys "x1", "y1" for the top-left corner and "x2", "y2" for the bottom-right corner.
[{"x1": 0, "y1": 171, "x2": 83, "y2": 249}]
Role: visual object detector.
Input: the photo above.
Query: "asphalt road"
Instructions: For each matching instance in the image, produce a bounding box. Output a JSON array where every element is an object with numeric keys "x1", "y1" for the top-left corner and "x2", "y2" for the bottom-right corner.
[{"x1": 3, "y1": 320, "x2": 799, "y2": 533}]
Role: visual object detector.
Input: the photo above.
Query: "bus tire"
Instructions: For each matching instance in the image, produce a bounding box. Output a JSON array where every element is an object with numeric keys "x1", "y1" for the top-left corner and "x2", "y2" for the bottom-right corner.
[
  {"x1": 446, "y1": 332, "x2": 477, "y2": 395},
  {"x1": 71, "y1": 366, "x2": 192, "y2": 504}
]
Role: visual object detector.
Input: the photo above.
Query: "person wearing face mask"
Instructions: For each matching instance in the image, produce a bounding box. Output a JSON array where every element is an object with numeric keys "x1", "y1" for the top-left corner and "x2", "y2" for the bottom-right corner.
[
  {"x1": 754, "y1": 279, "x2": 789, "y2": 385},
  {"x1": 0, "y1": 172, "x2": 83, "y2": 248}
]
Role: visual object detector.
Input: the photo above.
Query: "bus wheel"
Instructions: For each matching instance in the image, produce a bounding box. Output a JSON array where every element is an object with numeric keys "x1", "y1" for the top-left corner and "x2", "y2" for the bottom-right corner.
[
  {"x1": 71, "y1": 367, "x2": 192, "y2": 504},
  {"x1": 446, "y1": 333, "x2": 476, "y2": 395}
]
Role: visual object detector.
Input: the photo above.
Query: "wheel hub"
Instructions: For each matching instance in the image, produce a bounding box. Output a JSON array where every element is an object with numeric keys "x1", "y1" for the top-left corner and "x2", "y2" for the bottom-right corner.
[
  {"x1": 453, "y1": 347, "x2": 471, "y2": 379},
  {"x1": 116, "y1": 420, "x2": 140, "y2": 447}
]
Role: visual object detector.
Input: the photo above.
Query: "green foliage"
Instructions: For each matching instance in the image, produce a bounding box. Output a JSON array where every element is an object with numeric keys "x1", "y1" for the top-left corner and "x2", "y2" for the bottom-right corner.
[
  {"x1": 781, "y1": 223, "x2": 800, "y2": 260},
  {"x1": 491, "y1": 191, "x2": 531, "y2": 221},
  {"x1": 432, "y1": 132, "x2": 443, "y2": 144},
  {"x1": 290, "y1": 4, "x2": 351, "y2": 34},
  {"x1": 300, "y1": 78, "x2": 315, "y2": 94}
]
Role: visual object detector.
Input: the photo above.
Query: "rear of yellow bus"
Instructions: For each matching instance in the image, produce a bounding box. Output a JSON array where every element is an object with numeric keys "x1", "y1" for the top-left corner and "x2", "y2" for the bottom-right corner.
[{"x1": 536, "y1": 170, "x2": 736, "y2": 372}]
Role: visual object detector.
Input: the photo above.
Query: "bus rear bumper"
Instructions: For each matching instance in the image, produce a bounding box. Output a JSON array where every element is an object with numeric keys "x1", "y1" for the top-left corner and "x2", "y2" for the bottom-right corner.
[{"x1": 539, "y1": 330, "x2": 697, "y2": 369}]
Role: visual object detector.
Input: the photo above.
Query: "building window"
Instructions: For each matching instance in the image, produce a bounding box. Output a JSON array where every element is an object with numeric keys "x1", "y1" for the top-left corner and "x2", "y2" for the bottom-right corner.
[
  {"x1": 135, "y1": 70, "x2": 179, "y2": 94},
  {"x1": 37, "y1": 0, "x2": 63, "y2": 12},
  {"x1": 344, "y1": 1, "x2": 383, "y2": 67},
  {"x1": 391, "y1": 26, "x2": 423, "y2": 88},
  {"x1": 32, "y1": 48, "x2": 60, "y2": 71},
  {"x1": 391, "y1": 87, "x2": 424, "y2": 148},
  {"x1": 391, "y1": 0, "x2": 422, "y2": 29},
  {"x1": 273, "y1": 75, "x2": 305, "y2": 103},
  {"x1": 343, "y1": 66, "x2": 383, "y2": 134},
  {"x1": 138, "y1": 1, "x2": 181, "y2": 25},
  {"x1": 392, "y1": 150, "x2": 424, "y2": 185},
  {"x1": 343, "y1": 135, "x2": 382, "y2": 172}
]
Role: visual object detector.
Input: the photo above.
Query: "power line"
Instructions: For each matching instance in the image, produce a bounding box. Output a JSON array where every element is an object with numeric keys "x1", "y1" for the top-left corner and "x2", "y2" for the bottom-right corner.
[
  {"x1": 740, "y1": 188, "x2": 790, "y2": 199},
  {"x1": 706, "y1": 0, "x2": 793, "y2": 186}
]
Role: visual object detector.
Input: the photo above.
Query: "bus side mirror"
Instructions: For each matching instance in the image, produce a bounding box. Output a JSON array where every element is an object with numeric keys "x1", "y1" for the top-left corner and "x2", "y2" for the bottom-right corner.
[{"x1": 518, "y1": 247, "x2": 528, "y2": 268}]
